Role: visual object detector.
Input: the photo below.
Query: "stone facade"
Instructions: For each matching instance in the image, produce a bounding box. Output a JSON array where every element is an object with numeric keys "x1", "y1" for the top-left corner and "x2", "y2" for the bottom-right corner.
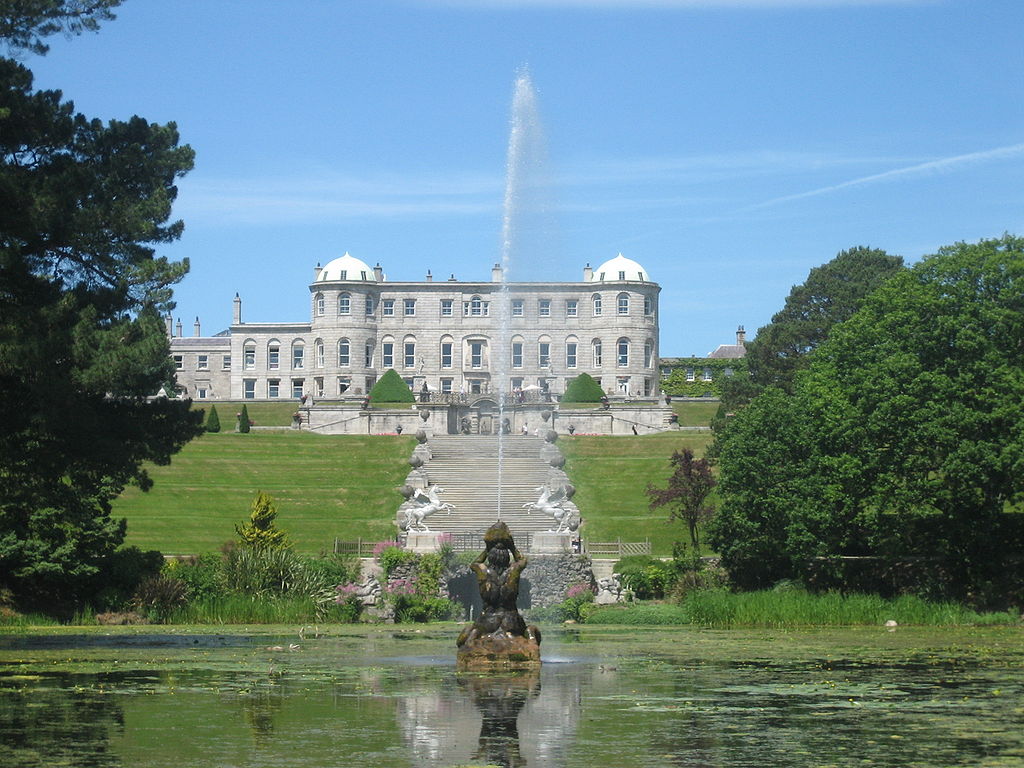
[{"x1": 169, "y1": 252, "x2": 661, "y2": 402}]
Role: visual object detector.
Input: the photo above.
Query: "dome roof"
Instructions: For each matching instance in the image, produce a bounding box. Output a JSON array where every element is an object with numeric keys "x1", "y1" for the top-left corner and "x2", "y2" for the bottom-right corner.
[
  {"x1": 591, "y1": 253, "x2": 650, "y2": 282},
  {"x1": 315, "y1": 253, "x2": 376, "y2": 282}
]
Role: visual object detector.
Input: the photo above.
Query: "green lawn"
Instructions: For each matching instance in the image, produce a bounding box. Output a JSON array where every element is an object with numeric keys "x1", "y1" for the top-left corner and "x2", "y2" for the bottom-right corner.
[
  {"x1": 113, "y1": 432, "x2": 415, "y2": 554},
  {"x1": 193, "y1": 401, "x2": 304, "y2": 427},
  {"x1": 560, "y1": 432, "x2": 715, "y2": 556},
  {"x1": 671, "y1": 399, "x2": 719, "y2": 426}
]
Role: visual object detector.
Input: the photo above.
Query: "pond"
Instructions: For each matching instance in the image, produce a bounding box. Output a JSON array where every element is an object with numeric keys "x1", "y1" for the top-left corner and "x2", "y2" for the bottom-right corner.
[{"x1": 1, "y1": 624, "x2": 1021, "y2": 767}]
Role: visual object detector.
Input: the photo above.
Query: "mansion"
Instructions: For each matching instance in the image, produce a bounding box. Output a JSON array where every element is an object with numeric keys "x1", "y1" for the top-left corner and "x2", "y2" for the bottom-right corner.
[{"x1": 169, "y1": 253, "x2": 661, "y2": 402}]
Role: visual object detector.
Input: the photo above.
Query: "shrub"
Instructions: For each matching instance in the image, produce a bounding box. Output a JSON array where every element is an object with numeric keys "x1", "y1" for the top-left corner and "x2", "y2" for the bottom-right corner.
[
  {"x1": 235, "y1": 491, "x2": 289, "y2": 550},
  {"x1": 237, "y1": 404, "x2": 251, "y2": 433},
  {"x1": 205, "y1": 405, "x2": 221, "y2": 433},
  {"x1": 377, "y1": 543, "x2": 416, "y2": 576},
  {"x1": 562, "y1": 372, "x2": 604, "y2": 403},
  {"x1": 615, "y1": 555, "x2": 674, "y2": 600},
  {"x1": 89, "y1": 546, "x2": 165, "y2": 611},
  {"x1": 133, "y1": 575, "x2": 188, "y2": 621},
  {"x1": 164, "y1": 553, "x2": 225, "y2": 601},
  {"x1": 368, "y1": 369, "x2": 415, "y2": 403}
]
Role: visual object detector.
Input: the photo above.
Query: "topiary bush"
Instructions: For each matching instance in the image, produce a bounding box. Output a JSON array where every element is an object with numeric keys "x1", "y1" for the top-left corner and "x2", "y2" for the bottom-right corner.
[
  {"x1": 205, "y1": 404, "x2": 221, "y2": 433},
  {"x1": 368, "y1": 369, "x2": 415, "y2": 403},
  {"x1": 562, "y1": 372, "x2": 604, "y2": 403},
  {"x1": 237, "y1": 404, "x2": 251, "y2": 433}
]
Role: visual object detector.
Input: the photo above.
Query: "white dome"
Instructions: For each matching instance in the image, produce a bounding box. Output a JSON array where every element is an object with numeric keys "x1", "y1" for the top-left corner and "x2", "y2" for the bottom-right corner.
[
  {"x1": 316, "y1": 253, "x2": 376, "y2": 282},
  {"x1": 591, "y1": 253, "x2": 650, "y2": 282}
]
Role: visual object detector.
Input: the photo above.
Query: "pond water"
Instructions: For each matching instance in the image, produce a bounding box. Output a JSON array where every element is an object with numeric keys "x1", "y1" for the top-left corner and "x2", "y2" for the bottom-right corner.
[{"x1": 1, "y1": 625, "x2": 1021, "y2": 767}]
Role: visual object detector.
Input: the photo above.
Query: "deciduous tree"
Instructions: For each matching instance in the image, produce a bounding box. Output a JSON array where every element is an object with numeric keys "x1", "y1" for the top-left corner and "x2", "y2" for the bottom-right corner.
[{"x1": 646, "y1": 448, "x2": 716, "y2": 556}]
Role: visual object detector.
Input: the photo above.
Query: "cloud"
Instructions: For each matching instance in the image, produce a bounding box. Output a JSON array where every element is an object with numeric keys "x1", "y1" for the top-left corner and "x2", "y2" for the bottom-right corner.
[{"x1": 748, "y1": 142, "x2": 1024, "y2": 209}]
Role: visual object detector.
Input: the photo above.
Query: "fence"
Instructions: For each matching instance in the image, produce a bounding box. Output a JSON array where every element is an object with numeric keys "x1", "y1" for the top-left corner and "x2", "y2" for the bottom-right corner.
[{"x1": 583, "y1": 539, "x2": 651, "y2": 557}]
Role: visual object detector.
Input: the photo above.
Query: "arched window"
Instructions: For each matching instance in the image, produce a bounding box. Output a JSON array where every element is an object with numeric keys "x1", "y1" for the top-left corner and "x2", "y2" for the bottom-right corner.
[
  {"x1": 617, "y1": 292, "x2": 629, "y2": 315},
  {"x1": 338, "y1": 293, "x2": 351, "y2": 315},
  {"x1": 338, "y1": 338, "x2": 350, "y2": 367},
  {"x1": 315, "y1": 339, "x2": 325, "y2": 368},
  {"x1": 538, "y1": 335, "x2": 551, "y2": 368},
  {"x1": 403, "y1": 335, "x2": 416, "y2": 369},
  {"x1": 267, "y1": 339, "x2": 281, "y2": 370},
  {"x1": 565, "y1": 336, "x2": 578, "y2": 369},
  {"x1": 291, "y1": 340, "x2": 304, "y2": 369},
  {"x1": 314, "y1": 293, "x2": 325, "y2": 316},
  {"x1": 440, "y1": 335, "x2": 454, "y2": 369},
  {"x1": 643, "y1": 294, "x2": 653, "y2": 315},
  {"x1": 592, "y1": 338, "x2": 602, "y2": 367},
  {"x1": 364, "y1": 339, "x2": 374, "y2": 368},
  {"x1": 592, "y1": 293, "x2": 602, "y2": 316},
  {"x1": 243, "y1": 340, "x2": 256, "y2": 370},
  {"x1": 644, "y1": 339, "x2": 653, "y2": 368},
  {"x1": 511, "y1": 335, "x2": 525, "y2": 369},
  {"x1": 381, "y1": 336, "x2": 395, "y2": 368},
  {"x1": 617, "y1": 337, "x2": 630, "y2": 367}
]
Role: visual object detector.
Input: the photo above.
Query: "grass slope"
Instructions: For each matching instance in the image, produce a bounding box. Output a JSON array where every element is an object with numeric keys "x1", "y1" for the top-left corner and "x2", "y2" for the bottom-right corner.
[
  {"x1": 561, "y1": 431, "x2": 715, "y2": 555},
  {"x1": 113, "y1": 432, "x2": 414, "y2": 554}
]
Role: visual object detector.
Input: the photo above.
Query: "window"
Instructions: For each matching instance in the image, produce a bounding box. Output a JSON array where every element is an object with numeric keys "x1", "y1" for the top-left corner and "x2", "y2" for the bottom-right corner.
[
  {"x1": 268, "y1": 379, "x2": 280, "y2": 398},
  {"x1": 703, "y1": 367, "x2": 713, "y2": 382},
  {"x1": 470, "y1": 296, "x2": 483, "y2": 316},
  {"x1": 566, "y1": 300, "x2": 578, "y2": 317},
  {"x1": 382, "y1": 299, "x2": 395, "y2": 316},
  {"x1": 441, "y1": 340, "x2": 453, "y2": 368},
  {"x1": 592, "y1": 339, "x2": 602, "y2": 367},
  {"x1": 724, "y1": 367, "x2": 734, "y2": 377},
  {"x1": 470, "y1": 341, "x2": 483, "y2": 369},
  {"x1": 364, "y1": 341, "x2": 373, "y2": 368},
  {"x1": 566, "y1": 341, "x2": 578, "y2": 368},
  {"x1": 338, "y1": 293, "x2": 351, "y2": 315},
  {"x1": 292, "y1": 379, "x2": 304, "y2": 398},
  {"x1": 243, "y1": 343, "x2": 255, "y2": 370},
  {"x1": 365, "y1": 296, "x2": 375, "y2": 315},
  {"x1": 539, "y1": 341, "x2": 551, "y2": 368},
  {"x1": 315, "y1": 293, "x2": 325, "y2": 316},
  {"x1": 339, "y1": 270, "x2": 347, "y2": 280},
  {"x1": 403, "y1": 377, "x2": 415, "y2": 389},
  {"x1": 441, "y1": 299, "x2": 453, "y2": 316},
  {"x1": 686, "y1": 367, "x2": 695, "y2": 382},
  {"x1": 404, "y1": 341, "x2": 415, "y2": 368},
  {"x1": 243, "y1": 379, "x2": 255, "y2": 399},
  {"x1": 592, "y1": 294, "x2": 602, "y2": 316},
  {"x1": 382, "y1": 341, "x2": 394, "y2": 368},
  {"x1": 222, "y1": 355, "x2": 231, "y2": 370},
  {"x1": 617, "y1": 338, "x2": 629, "y2": 367},
  {"x1": 196, "y1": 388, "x2": 207, "y2": 399},
  {"x1": 315, "y1": 341, "x2": 325, "y2": 368},
  {"x1": 337, "y1": 376, "x2": 350, "y2": 395},
  {"x1": 404, "y1": 299, "x2": 416, "y2": 316},
  {"x1": 292, "y1": 342, "x2": 304, "y2": 369},
  {"x1": 539, "y1": 299, "x2": 551, "y2": 317},
  {"x1": 338, "y1": 339, "x2": 350, "y2": 367},
  {"x1": 512, "y1": 299, "x2": 524, "y2": 317},
  {"x1": 645, "y1": 341, "x2": 654, "y2": 368},
  {"x1": 511, "y1": 377, "x2": 523, "y2": 391},
  {"x1": 644, "y1": 295, "x2": 653, "y2": 315},
  {"x1": 617, "y1": 292, "x2": 629, "y2": 315},
  {"x1": 173, "y1": 355, "x2": 183, "y2": 370},
  {"x1": 440, "y1": 378, "x2": 452, "y2": 393},
  {"x1": 618, "y1": 270, "x2": 626, "y2": 280},
  {"x1": 512, "y1": 341, "x2": 523, "y2": 369},
  {"x1": 197, "y1": 354, "x2": 208, "y2": 370},
  {"x1": 314, "y1": 377, "x2": 324, "y2": 398},
  {"x1": 268, "y1": 343, "x2": 280, "y2": 370}
]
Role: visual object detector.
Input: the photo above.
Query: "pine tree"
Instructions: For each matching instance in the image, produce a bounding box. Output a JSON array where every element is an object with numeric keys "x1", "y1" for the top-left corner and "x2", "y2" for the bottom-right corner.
[
  {"x1": 238, "y1": 404, "x2": 251, "y2": 433},
  {"x1": 205, "y1": 405, "x2": 220, "y2": 433},
  {"x1": 235, "y1": 492, "x2": 288, "y2": 550}
]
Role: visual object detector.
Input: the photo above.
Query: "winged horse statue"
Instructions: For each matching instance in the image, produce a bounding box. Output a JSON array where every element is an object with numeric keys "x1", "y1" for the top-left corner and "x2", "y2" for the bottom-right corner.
[
  {"x1": 401, "y1": 485, "x2": 454, "y2": 532},
  {"x1": 523, "y1": 485, "x2": 579, "y2": 533}
]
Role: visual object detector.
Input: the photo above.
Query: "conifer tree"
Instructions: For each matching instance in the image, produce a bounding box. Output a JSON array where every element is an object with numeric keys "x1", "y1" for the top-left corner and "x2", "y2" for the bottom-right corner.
[
  {"x1": 235, "y1": 492, "x2": 288, "y2": 550},
  {"x1": 205, "y1": 405, "x2": 220, "y2": 433},
  {"x1": 238, "y1": 404, "x2": 251, "y2": 433}
]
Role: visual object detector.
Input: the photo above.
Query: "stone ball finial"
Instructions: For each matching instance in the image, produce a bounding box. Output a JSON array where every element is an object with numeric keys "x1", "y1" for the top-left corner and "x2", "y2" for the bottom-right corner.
[
  {"x1": 549, "y1": 454, "x2": 565, "y2": 468},
  {"x1": 415, "y1": 428, "x2": 428, "y2": 444},
  {"x1": 399, "y1": 484, "x2": 415, "y2": 500},
  {"x1": 564, "y1": 484, "x2": 576, "y2": 499},
  {"x1": 541, "y1": 410, "x2": 552, "y2": 422},
  {"x1": 419, "y1": 408, "x2": 430, "y2": 422},
  {"x1": 408, "y1": 455, "x2": 424, "y2": 469},
  {"x1": 545, "y1": 429, "x2": 558, "y2": 444}
]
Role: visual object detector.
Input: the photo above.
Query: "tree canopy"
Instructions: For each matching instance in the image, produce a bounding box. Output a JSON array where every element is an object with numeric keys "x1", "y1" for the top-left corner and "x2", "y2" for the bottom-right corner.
[
  {"x1": 710, "y1": 235, "x2": 1024, "y2": 606},
  {"x1": 0, "y1": 42, "x2": 201, "y2": 609},
  {"x1": 1, "y1": 0, "x2": 121, "y2": 55}
]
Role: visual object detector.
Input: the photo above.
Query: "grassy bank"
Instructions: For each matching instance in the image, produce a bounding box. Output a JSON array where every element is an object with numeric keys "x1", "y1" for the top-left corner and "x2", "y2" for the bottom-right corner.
[
  {"x1": 560, "y1": 431, "x2": 715, "y2": 555},
  {"x1": 113, "y1": 432, "x2": 414, "y2": 553}
]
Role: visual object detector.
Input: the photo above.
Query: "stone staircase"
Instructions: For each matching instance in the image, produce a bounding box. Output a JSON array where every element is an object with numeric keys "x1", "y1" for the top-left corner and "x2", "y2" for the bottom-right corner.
[{"x1": 420, "y1": 434, "x2": 557, "y2": 540}]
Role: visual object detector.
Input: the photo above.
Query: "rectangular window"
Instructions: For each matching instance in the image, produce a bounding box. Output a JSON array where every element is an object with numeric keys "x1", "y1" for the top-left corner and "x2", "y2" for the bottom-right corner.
[
  {"x1": 365, "y1": 296, "x2": 375, "y2": 315},
  {"x1": 440, "y1": 378, "x2": 452, "y2": 393},
  {"x1": 511, "y1": 377, "x2": 523, "y2": 391},
  {"x1": 404, "y1": 342, "x2": 415, "y2": 368},
  {"x1": 539, "y1": 342, "x2": 550, "y2": 368},
  {"x1": 404, "y1": 299, "x2": 416, "y2": 316},
  {"x1": 539, "y1": 299, "x2": 551, "y2": 317},
  {"x1": 314, "y1": 377, "x2": 324, "y2": 398},
  {"x1": 292, "y1": 379, "x2": 304, "y2": 398},
  {"x1": 512, "y1": 299, "x2": 524, "y2": 317},
  {"x1": 268, "y1": 345, "x2": 280, "y2": 370},
  {"x1": 244, "y1": 347, "x2": 255, "y2": 370},
  {"x1": 315, "y1": 343, "x2": 325, "y2": 368},
  {"x1": 292, "y1": 346, "x2": 304, "y2": 369},
  {"x1": 338, "y1": 295, "x2": 350, "y2": 315},
  {"x1": 222, "y1": 355, "x2": 231, "y2": 370},
  {"x1": 382, "y1": 342, "x2": 394, "y2": 368},
  {"x1": 403, "y1": 377, "x2": 415, "y2": 389},
  {"x1": 382, "y1": 299, "x2": 395, "y2": 316},
  {"x1": 566, "y1": 300, "x2": 578, "y2": 317},
  {"x1": 593, "y1": 341, "x2": 603, "y2": 367},
  {"x1": 243, "y1": 379, "x2": 255, "y2": 399},
  {"x1": 364, "y1": 343, "x2": 373, "y2": 368},
  {"x1": 441, "y1": 299, "x2": 453, "y2": 316},
  {"x1": 512, "y1": 342, "x2": 523, "y2": 369},
  {"x1": 593, "y1": 295, "x2": 602, "y2": 316},
  {"x1": 197, "y1": 354, "x2": 208, "y2": 370},
  {"x1": 441, "y1": 342, "x2": 453, "y2": 368},
  {"x1": 196, "y1": 387, "x2": 207, "y2": 399},
  {"x1": 268, "y1": 379, "x2": 280, "y2": 398},
  {"x1": 703, "y1": 367, "x2": 713, "y2": 382},
  {"x1": 566, "y1": 342, "x2": 577, "y2": 368},
  {"x1": 618, "y1": 341, "x2": 629, "y2": 367},
  {"x1": 686, "y1": 367, "x2": 695, "y2": 381},
  {"x1": 618, "y1": 294, "x2": 629, "y2": 315},
  {"x1": 173, "y1": 355, "x2": 183, "y2": 370},
  {"x1": 337, "y1": 376, "x2": 350, "y2": 395},
  {"x1": 470, "y1": 341, "x2": 483, "y2": 369}
]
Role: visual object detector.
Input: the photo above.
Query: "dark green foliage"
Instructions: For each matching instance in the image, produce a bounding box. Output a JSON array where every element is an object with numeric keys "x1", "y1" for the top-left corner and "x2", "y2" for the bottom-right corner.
[
  {"x1": 711, "y1": 235, "x2": 1024, "y2": 608},
  {"x1": 1, "y1": 0, "x2": 122, "y2": 55},
  {"x1": 661, "y1": 358, "x2": 748, "y2": 398},
  {"x1": 0, "y1": 47, "x2": 201, "y2": 612},
  {"x1": 368, "y1": 369, "x2": 414, "y2": 403},
  {"x1": 235, "y1": 492, "x2": 288, "y2": 550},
  {"x1": 377, "y1": 542, "x2": 416, "y2": 576},
  {"x1": 614, "y1": 555, "x2": 674, "y2": 600},
  {"x1": 132, "y1": 575, "x2": 187, "y2": 621},
  {"x1": 237, "y1": 404, "x2": 251, "y2": 433},
  {"x1": 164, "y1": 554, "x2": 224, "y2": 601},
  {"x1": 646, "y1": 448, "x2": 715, "y2": 555},
  {"x1": 562, "y1": 372, "x2": 604, "y2": 403},
  {"x1": 204, "y1": 405, "x2": 221, "y2": 433},
  {"x1": 89, "y1": 545, "x2": 164, "y2": 612}
]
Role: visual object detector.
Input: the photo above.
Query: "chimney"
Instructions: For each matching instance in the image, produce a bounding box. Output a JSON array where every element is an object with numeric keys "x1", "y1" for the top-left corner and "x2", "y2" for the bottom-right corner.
[
  {"x1": 737, "y1": 325, "x2": 746, "y2": 346},
  {"x1": 165, "y1": 313, "x2": 173, "y2": 337},
  {"x1": 175, "y1": 318, "x2": 183, "y2": 337},
  {"x1": 373, "y1": 263, "x2": 384, "y2": 282},
  {"x1": 491, "y1": 263, "x2": 503, "y2": 282},
  {"x1": 583, "y1": 263, "x2": 593, "y2": 281},
  {"x1": 193, "y1": 316, "x2": 201, "y2": 337},
  {"x1": 313, "y1": 262, "x2": 321, "y2": 280},
  {"x1": 448, "y1": 273, "x2": 457, "y2": 282},
  {"x1": 233, "y1": 293, "x2": 242, "y2": 325},
  {"x1": 426, "y1": 269, "x2": 432, "y2": 282}
]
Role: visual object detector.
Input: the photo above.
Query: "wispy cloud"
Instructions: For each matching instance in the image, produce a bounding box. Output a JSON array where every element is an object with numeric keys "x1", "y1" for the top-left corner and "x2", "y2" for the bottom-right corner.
[{"x1": 748, "y1": 142, "x2": 1024, "y2": 209}]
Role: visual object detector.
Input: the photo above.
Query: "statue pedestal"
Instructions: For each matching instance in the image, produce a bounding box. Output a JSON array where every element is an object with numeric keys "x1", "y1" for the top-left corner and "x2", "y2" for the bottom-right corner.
[
  {"x1": 405, "y1": 532, "x2": 445, "y2": 553},
  {"x1": 531, "y1": 531, "x2": 573, "y2": 553},
  {"x1": 457, "y1": 633, "x2": 541, "y2": 671}
]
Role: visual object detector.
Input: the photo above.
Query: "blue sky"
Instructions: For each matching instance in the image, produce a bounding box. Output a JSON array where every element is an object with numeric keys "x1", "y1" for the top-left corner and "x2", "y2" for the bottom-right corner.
[{"x1": 23, "y1": 0, "x2": 1024, "y2": 355}]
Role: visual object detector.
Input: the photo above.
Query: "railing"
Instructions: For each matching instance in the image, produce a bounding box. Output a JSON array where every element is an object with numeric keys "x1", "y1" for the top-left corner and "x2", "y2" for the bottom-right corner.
[
  {"x1": 584, "y1": 539, "x2": 651, "y2": 557},
  {"x1": 333, "y1": 537, "x2": 402, "y2": 557}
]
